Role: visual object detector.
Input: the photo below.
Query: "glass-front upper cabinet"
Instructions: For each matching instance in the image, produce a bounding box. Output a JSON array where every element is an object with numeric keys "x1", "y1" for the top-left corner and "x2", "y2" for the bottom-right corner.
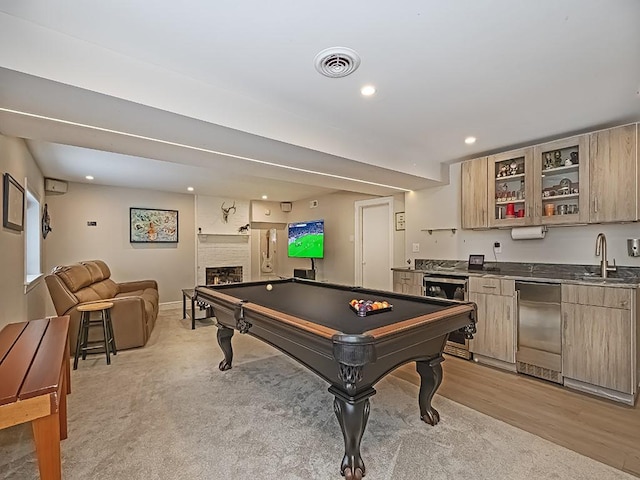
[
  {"x1": 532, "y1": 135, "x2": 589, "y2": 225},
  {"x1": 487, "y1": 147, "x2": 533, "y2": 227}
]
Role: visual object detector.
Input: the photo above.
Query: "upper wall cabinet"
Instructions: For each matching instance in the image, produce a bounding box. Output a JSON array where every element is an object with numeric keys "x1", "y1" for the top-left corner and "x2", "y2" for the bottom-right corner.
[
  {"x1": 487, "y1": 147, "x2": 534, "y2": 228},
  {"x1": 532, "y1": 135, "x2": 590, "y2": 225},
  {"x1": 461, "y1": 157, "x2": 488, "y2": 229},
  {"x1": 460, "y1": 123, "x2": 638, "y2": 230},
  {"x1": 589, "y1": 124, "x2": 638, "y2": 223}
]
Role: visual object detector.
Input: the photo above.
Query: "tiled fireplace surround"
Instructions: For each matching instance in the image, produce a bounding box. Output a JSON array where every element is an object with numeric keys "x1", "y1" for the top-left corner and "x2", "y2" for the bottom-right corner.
[{"x1": 197, "y1": 235, "x2": 250, "y2": 285}]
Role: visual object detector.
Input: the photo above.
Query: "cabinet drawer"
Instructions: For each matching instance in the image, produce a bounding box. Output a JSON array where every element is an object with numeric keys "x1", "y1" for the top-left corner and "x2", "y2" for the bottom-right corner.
[
  {"x1": 561, "y1": 284, "x2": 633, "y2": 309},
  {"x1": 394, "y1": 271, "x2": 422, "y2": 284},
  {"x1": 469, "y1": 277, "x2": 515, "y2": 296}
]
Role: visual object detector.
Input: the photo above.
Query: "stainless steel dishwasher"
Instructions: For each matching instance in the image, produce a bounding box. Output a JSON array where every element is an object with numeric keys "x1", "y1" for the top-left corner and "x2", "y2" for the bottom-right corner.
[{"x1": 515, "y1": 281, "x2": 563, "y2": 384}]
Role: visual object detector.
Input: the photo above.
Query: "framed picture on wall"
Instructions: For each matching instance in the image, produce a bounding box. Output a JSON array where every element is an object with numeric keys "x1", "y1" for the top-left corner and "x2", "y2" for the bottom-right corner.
[
  {"x1": 130, "y1": 207, "x2": 179, "y2": 243},
  {"x1": 3, "y1": 173, "x2": 25, "y2": 232}
]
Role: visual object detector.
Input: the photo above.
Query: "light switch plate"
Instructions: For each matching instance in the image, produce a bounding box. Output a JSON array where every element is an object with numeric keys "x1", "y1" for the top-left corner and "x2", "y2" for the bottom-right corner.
[{"x1": 412, "y1": 243, "x2": 420, "y2": 253}]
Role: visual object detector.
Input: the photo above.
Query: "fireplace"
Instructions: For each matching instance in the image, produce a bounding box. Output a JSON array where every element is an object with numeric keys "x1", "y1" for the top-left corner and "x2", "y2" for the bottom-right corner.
[{"x1": 206, "y1": 266, "x2": 243, "y2": 285}]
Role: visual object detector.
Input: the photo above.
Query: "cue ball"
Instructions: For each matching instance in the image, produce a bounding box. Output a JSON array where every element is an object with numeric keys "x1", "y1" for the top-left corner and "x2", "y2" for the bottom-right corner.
[{"x1": 266, "y1": 284, "x2": 273, "y2": 291}]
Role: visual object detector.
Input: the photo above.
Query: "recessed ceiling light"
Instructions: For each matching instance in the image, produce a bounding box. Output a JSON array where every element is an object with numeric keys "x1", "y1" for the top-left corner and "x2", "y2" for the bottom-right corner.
[
  {"x1": 187, "y1": 187, "x2": 194, "y2": 192},
  {"x1": 85, "y1": 175, "x2": 94, "y2": 180},
  {"x1": 465, "y1": 136, "x2": 477, "y2": 145},
  {"x1": 261, "y1": 195, "x2": 268, "y2": 200},
  {"x1": 361, "y1": 85, "x2": 376, "y2": 96}
]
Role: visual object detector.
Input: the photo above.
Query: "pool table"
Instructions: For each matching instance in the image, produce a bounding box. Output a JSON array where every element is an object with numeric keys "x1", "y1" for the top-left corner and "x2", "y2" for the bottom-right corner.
[{"x1": 195, "y1": 278, "x2": 476, "y2": 480}]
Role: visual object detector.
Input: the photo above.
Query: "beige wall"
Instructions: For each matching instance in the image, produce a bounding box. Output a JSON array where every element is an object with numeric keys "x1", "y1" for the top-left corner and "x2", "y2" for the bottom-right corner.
[
  {"x1": 251, "y1": 192, "x2": 377, "y2": 285},
  {"x1": 44, "y1": 182, "x2": 196, "y2": 310},
  {"x1": 0, "y1": 135, "x2": 48, "y2": 330},
  {"x1": 404, "y1": 161, "x2": 640, "y2": 268}
]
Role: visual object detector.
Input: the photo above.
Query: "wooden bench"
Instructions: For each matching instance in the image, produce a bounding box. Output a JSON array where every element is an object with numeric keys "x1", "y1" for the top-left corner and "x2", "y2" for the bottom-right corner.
[{"x1": 0, "y1": 316, "x2": 71, "y2": 480}]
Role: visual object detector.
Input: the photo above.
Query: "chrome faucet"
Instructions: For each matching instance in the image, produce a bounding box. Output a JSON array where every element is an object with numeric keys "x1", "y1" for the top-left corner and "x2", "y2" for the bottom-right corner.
[{"x1": 595, "y1": 233, "x2": 617, "y2": 278}]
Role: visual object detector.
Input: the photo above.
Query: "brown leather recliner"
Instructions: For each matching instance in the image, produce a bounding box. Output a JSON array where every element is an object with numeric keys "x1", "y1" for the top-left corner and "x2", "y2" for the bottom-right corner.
[{"x1": 45, "y1": 260, "x2": 159, "y2": 352}]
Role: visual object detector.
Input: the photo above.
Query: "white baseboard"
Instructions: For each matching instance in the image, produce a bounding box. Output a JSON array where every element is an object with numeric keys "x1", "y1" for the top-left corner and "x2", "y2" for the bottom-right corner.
[{"x1": 160, "y1": 301, "x2": 182, "y2": 311}]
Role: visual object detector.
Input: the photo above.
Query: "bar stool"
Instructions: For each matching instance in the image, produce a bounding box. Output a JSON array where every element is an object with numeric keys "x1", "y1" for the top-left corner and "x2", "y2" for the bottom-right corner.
[{"x1": 74, "y1": 301, "x2": 117, "y2": 369}]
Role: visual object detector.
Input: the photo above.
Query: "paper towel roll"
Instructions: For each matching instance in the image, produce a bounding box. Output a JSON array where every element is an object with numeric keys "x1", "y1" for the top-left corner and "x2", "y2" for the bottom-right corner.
[{"x1": 511, "y1": 226, "x2": 547, "y2": 240}]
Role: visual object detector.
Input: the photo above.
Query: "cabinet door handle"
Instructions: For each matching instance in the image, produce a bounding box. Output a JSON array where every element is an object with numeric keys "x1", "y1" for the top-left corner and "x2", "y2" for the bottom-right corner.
[
  {"x1": 506, "y1": 305, "x2": 510, "y2": 320},
  {"x1": 594, "y1": 196, "x2": 598, "y2": 213},
  {"x1": 482, "y1": 285, "x2": 497, "y2": 289}
]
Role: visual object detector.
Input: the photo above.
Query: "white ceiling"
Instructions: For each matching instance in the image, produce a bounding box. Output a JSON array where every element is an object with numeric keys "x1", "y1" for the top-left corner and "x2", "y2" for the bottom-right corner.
[{"x1": 1, "y1": 1, "x2": 639, "y2": 201}]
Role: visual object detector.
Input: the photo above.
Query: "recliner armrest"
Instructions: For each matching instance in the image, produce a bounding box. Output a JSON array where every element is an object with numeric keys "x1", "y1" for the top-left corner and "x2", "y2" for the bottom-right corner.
[{"x1": 118, "y1": 280, "x2": 158, "y2": 293}]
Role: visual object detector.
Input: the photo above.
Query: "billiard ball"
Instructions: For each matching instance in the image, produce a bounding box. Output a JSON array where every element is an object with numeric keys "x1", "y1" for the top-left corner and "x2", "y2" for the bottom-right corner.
[{"x1": 266, "y1": 284, "x2": 273, "y2": 291}]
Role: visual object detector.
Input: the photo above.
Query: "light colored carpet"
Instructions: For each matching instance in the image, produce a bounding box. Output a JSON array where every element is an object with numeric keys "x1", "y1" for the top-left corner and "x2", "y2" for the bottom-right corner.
[{"x1": 0, "y1": 307, "x2": 634, "y2": 480}]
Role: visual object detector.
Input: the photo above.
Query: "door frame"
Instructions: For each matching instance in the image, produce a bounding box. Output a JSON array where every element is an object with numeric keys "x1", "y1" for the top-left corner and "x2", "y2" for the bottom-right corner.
[{"x1": 354, "y1": 196, "x2": 394, "y2": 288}]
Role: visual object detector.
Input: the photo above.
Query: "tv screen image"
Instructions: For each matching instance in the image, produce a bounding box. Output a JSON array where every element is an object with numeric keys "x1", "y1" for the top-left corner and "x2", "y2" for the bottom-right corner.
[{"x1": 287, "y1": 220, "x2": 324, "y2": 258}]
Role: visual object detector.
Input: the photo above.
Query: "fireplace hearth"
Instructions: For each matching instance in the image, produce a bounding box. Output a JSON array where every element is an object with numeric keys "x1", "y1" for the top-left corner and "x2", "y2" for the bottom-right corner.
[{"x1": 206, "y1": 266, "x2": 243, "y2": 285}]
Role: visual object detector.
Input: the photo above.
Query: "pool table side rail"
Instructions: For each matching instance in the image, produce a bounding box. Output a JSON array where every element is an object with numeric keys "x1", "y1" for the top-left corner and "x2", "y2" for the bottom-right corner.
[
  {"x1": 244, "y1": 304, "x2": 340, "y2": 339},
  {"x1": 196, "y1": 285, "x2": 475, "y2": 341},
  {"x1": 364, "y1": 303, "x2": 475, "y2": 339}
]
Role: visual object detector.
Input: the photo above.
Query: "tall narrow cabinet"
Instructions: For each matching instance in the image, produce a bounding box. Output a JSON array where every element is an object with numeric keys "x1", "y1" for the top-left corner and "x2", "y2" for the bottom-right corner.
[
  {"x1": 461, "y1": 157, "x2": 488, "y2": 229},
  {"x1": 589, "y1": 124, "x2": 638, "y2": 223}
]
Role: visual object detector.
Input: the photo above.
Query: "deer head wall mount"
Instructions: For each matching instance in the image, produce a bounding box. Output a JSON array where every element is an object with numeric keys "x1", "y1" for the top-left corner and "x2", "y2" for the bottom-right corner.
[{"x1": 221, "y1": 201, "x2": 236, "y2": 223}]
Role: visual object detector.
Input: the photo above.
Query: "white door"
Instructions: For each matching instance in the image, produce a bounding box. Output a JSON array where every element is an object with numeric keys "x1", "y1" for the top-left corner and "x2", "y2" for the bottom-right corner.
[{"x1": 355, "y1": 198, "x2": 393, "y2": 290}]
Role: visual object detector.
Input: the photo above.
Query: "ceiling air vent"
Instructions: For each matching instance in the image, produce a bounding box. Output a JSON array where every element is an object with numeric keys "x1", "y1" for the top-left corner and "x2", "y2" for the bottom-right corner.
[{"x1": 314, "y1": 47, "x2": 361, "y2": 78}]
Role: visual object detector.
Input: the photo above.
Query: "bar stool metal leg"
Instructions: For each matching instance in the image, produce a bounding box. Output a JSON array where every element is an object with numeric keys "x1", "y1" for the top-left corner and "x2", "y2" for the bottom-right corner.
[
  {"x1": 100, "y1": 310, "x2": 111, "y2": 365},
  {"x1": 106, "y1": 309, "x2": 117, "y2": 355},
  {"x1": 80, "y1": 312, "x2": 90, "y2": 361},
  {"x1": 73, "y1": 312, "x2": 87, "y2": 370}
]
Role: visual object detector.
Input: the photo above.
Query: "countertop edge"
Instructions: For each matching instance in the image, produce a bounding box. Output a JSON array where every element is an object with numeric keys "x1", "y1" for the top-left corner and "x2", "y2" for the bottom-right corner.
[{"x1": 392, "y1": 267, "x2": 639, "y2": 288}]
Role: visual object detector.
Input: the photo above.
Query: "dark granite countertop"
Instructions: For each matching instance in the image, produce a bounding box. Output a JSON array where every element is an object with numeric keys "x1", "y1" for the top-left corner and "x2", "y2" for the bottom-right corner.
[{"x1": 392, "y1": 260, "x2": 640, "y2": 288}]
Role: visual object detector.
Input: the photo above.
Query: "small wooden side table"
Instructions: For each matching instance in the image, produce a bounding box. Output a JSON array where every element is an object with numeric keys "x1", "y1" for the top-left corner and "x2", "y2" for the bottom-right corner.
[
  {"x1": 182, "y1": 289, "x2": 213, "y2": 329},
  {"x1": 74, "y1": 301, "x2": 116, "y2": 369}
]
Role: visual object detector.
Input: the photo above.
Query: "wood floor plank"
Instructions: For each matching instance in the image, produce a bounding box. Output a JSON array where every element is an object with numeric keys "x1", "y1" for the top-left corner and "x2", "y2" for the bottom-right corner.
[{"x1": 392, "y1": 355, "x2": 640, "y2": 478}]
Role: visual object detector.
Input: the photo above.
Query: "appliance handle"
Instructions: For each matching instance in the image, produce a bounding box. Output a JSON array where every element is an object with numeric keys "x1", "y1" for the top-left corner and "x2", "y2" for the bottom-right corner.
[{"x1": 423, "y1": 276, "x2": 468, "y2": 286}]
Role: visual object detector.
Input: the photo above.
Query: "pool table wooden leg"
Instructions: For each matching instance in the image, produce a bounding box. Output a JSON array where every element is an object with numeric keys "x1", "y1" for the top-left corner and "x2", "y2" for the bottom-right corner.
[
  {"x1": 416, "y1": 355, "x2": 444, "y2": 426},
  {"x1": 330, "y1": 387, "x2": 374, "y2": 480},
  {"x1": 216, "y1": 326, "x2": 234, "y2": 371}
]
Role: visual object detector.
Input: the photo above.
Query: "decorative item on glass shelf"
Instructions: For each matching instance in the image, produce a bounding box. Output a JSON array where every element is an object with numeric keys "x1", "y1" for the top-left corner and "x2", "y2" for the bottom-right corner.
[
  {"x1": 497, "y1": 159, "x2": 523, "y2": 178},
  {"x1": 566, "y1": 151, "x2": 579, "y2": 166},
  {"x1": 505, "y1": 203, "x2": 515, "y2": 218},
  {"x1": 544, "y1": 203, "x2": 555, "y2": 216},
  {"x1": 553, "y1": 150, "x2": 562, "y2": 167},
  {"x1": 544, "y1": 152, "x2": 554, "y2": 170}
]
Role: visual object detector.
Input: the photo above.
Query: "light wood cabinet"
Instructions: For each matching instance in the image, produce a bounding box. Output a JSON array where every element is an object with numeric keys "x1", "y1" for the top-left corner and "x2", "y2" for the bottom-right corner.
[
  {"x1": 532, "y1": 134, "x2": 590, "y2": 224},
  {"x1": 468, "y1": 277, "x2": 516, "y2": 364},
  {"x1": 460, "y1": 123, "x2": 639, "y2": 230},
  {"x1": 392, "y1": 270, "x2": 423, "y2": 296},
  {"x1": 461, "y1": 157, "x2": 488, "y2": 229},
  {"x1": 487, "y1": 148, "x2": 534, "y2": 228},
  {"x1": 589, "y1": 124, "x2": 638, "y2": 223},
  {"x1": 562, "y1": 284, "x2": 636, "y2": 395}
]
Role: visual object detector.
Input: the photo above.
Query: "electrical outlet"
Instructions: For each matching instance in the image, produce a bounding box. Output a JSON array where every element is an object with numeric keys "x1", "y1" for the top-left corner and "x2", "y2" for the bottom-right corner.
[
  {"x1": 310, "y1": 200, "x2": 318, "y2": 208},
  {"x1": 412, "y1": 243, "x2": 420, "y2": 253},
  {"x1": 493, "y1": 241, "x2": 502, "y2": 254}
]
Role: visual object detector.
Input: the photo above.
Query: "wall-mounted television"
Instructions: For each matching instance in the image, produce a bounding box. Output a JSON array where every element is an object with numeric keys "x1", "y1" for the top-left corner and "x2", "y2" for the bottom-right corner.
[{"x1": 287, "y1": 219, "x2": 324, "y2": 259}]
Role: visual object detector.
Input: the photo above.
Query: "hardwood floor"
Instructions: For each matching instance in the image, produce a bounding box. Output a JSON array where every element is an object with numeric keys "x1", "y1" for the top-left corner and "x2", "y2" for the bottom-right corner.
[{"x1": 392, "y1": 355, "x2": 640, "y2": 478}]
